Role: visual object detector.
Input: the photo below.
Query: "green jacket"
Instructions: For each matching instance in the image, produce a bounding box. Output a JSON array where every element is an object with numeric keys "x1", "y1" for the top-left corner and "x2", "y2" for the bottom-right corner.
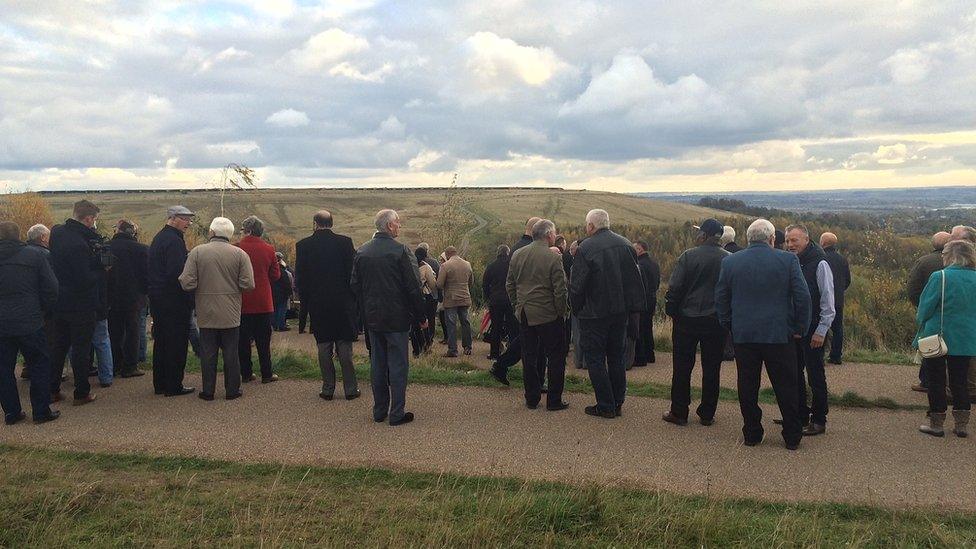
[
  {"x1": 506, "y1": 240, "x2": 567, "y2": 326},
  {"x1": 914, "y1": 265, "x2": 976, "y2": 356}
]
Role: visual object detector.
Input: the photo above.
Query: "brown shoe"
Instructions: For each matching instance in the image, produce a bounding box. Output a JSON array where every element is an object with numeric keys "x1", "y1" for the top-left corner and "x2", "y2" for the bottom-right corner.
[
  {"x1": 73, "y1": 394, "x2": 97, "y2": 406},
  {"x1": 51, "y1": 392, "x2": 65, "y2": 403},
  {"x1": 911, "y1": 383, "x2": 928, "y2": 393},
  {"x1": 662, "y1": 411, "x2": 688, "y2": 426}
]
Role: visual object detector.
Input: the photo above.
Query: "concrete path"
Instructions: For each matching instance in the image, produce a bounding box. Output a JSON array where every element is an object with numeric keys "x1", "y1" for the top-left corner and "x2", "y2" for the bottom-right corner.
[{"x1": 2, "y1": 371, "x2": 973, "y2": 512}]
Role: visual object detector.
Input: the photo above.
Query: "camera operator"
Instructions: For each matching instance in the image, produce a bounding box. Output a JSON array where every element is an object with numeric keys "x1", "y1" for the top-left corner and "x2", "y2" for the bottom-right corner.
[{"x1": 49, "y1": 199, "x2": 108, "y2": 405}]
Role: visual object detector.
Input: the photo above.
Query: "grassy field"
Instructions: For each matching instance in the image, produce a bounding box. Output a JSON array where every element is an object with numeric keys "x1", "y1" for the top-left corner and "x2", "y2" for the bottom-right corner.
[{"x1": 2, "y1": 445, "x2": 973, "y2": 547}]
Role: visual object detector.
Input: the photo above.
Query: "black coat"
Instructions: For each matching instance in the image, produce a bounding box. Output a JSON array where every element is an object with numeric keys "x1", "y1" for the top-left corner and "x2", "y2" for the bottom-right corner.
[
  {"x1": 0, "y1": 240, "x2": 58, "y2": 336},
  {"x1": 664, "y1": 242, "x2": 730, "y2": 319},
  {"x1": 273, "y1": 265, "x2": 293, "y2": 304},
  {"x1": 823, "y1": 246, "x2": 851, "y2": 306},
  {"x1": 147, "y1": 225, "x2": 191, "y2": 307},
  {"x1": 49, "y1": 218, "x2": 105, "y2": 316},
  {"x1": 351, "y1": 232, "x2": 426, "y2": 333},
  {"x1": 724, "y1": 242, "x2": 743, "y2": 253},
  {"x1": 481, "y1": 254, "x2": 511, "y2": 307},
  {"x1": 637, "y1": 253, "x2": 661, "y2": 314},
  {"x1": 107, "y1": 233, "x2": 148, "y2": 311},
  {"x1": 512, "y1": 234, "x2": 532, "y2": 253},
  {"x1": 569, "y1": 228, "x2": 646, "y2": 319},
  {"x1": 296, "y1": 229, "x2": 357, "y2": 342}
]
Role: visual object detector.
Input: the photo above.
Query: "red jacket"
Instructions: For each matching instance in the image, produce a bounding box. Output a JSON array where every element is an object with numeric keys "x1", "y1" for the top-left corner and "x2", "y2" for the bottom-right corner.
[{"x1": 237, "y1": 235, "x2": 280, "y2": 314}]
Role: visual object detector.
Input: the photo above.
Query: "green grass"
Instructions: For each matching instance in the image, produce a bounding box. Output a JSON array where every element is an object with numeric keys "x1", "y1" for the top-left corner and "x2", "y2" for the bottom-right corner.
[{"x1": 1, "y1": 444, "x2": 973, "y2": 547}]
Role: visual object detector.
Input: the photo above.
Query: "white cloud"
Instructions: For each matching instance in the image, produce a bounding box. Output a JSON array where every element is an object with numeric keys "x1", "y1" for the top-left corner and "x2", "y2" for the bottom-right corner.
[
  {"x1": 883, "y1": 48, "x2": 931, "y2": 84},
  {"x1": 206, "y1": 141, "x2": 261, "y2": 155},
  {"x1": 328, "y1": 61, "x2": 393, "y2": 82},
  {"x1": 266, "y1": 108, "x2": 310, "y2": 127},
  {"x1": 462, "y1": 31, "x2": 568, "y2": 88},
  {"x1": 289, "y1": 28, "x2": 369, "y2": 70}
]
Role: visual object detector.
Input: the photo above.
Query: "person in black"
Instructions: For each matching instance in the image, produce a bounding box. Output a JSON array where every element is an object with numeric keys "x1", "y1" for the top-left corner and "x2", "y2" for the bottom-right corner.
[
  {"x1": 633, "y1": 240, "x2": 660, "y2": 367},
  {"x1": 19, "y1": 224, "x2": 52, "y2": 381},
  {"x1": 512, "y1": 217, "x2": 539, "y2": 253},
  {"x1": 721, "y1": 226, "x2": 742, "y2": 253},
  {"x1": 417, "y1": 243, "x2": 439, "y2": 343},
  {"x1": 662, "y1": 219, "x2": 730, "y2": 426},
  {"x1": 819, "y1": 232, "x2": 851, "y2": 365},
  {"x1": 272, "y1": 253, "x2": 293, "y2": 331},
  {"x1": 147, "y1": 206, "x2": 196, "y2": 397},
  {"x1": 0, "y1": 221, "x2": 60, "y2": 425},
  {"x1": 107, "y1": 220, "x2": 148, "y2": 378},
  {"x1": 570, "y1": 209, "x2": 645, "y2": 418},
  {"x1": 482, "y1": 245, "x2": 513, "y2": 361},
  {"x1": 489, "y1": 217, "x2": 541, "y2": 384},
  {"x1": 48, "y1": 199, "x2": 107, "y2": 405}
]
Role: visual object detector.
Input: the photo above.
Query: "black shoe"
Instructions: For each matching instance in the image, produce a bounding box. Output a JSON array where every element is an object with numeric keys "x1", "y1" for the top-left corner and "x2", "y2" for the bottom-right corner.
[
  {"x1": 279, "y1": 326, "x2": 291, "y2": 332},
  {"x1": 261, "y1": 374, "x2": 279, "y2": 384},
  {"x1": 374, "y1": 414, "x2": 388, "y2": 423},
  {"x1": 120, "y1": 370, "x2": 145, "y2": 378},
  {"x1": 744, "y1": 434, "x2": 765, "y2": 446},
  {"x1": 242, "y1": 374, "x2": 257, "y2": 383},
  {"x1": 319, "y1": 393, "x2": 334, "y2": 401},
  {"x1": 33, "y1": 410, "x2": 60, "y2": 424},
  {"x1": 154, "y1": 389, "x2": 165, "y2": 395},
  {"x1": 540, "y1": 385, "x2": 548, "y2": 394},
  {"x1": 585, "y1": 405, "x2": 615, "y2": 419},
  {"x1": 4, "y1": 411, "x2": 27, "y2": 425},
  {"x1": 345, "y1": 390, "x2": 361, "y2": 401},
  {"x1": 99, "y1": 382, "x2": 112, "y2": 388},
  {"x1": 19, "y1": 368, "x2": 30, "y2": 379},
  {"x1": 198, "y1": 393, "x2": 214, "y2": 401},
  {"x1": 226, "y1": 392, "x2": 243, "y2": 400},
  {"x1": 648, "y1": 355, "x2": 655, "y2": 364},
  {"x1": 165, "y1": 387, "x2": 195, "y2": 397},
  {"x1": 615, "y1": 405, "x2": 622, "y2": 417},
  {"x1": 699, "y1": 417, "x2": 715, "y2": 426},
  {"x1": 526, "y1": 401, "x2": 539, "y2": 410},
  {"x1": 489, "y1": 366, "x2": 510, "y2": 386},
  {"x1": 662, "y1": 411, "x2": 687, "y2": 426},
  {"x1": 547, "y1": 401, "x2": 570, "y2": 411},
  {"x1": 390, "y1": 412, "x2": 414, "y2": 426},
  {"x1": 802, "y1": 423, "x2": 826, "y2": 436},
  {"x1": 463, "y1": 348, "x2": 471, "y2": 356},
  {"x1": 827, "y1": 358, "x2": 842, "y2": 365},
  {"x1": 785, "y1": 440, "x2": 800, "y2": 451}
]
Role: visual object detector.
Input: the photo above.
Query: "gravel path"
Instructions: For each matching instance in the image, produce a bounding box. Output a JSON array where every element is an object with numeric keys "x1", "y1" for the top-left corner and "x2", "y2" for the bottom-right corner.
[{"x1": 2, "y1": 371, "x2": 972, "y2": 512}]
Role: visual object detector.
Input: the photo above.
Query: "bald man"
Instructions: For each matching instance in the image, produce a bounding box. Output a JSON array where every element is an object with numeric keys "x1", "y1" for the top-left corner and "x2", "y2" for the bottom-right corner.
[
  {"x1": 819, "y1": 232, "x2": 851, "y2": 365},
  {"x1": 907, "y1": 231, "x2": 952, "y2": 392},
  {"x1": 513, "y1": 217, "x2": 542, "y2": 253}
]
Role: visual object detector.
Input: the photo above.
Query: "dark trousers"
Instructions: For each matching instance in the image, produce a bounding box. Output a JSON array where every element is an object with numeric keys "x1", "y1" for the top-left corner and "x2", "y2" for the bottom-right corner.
[
  {"x1": 108, "y1": 306, "x2": 142, "y2": 375},
  {"x1": 669, "y1": 316, "x2": 725, "y2": 421},
  {"x1": 828, "y1": 305, "x2": 844, "y2": 362},
  {"x1": 580, "y1": 314, "x2": 627, "y2": 412},
  {"x1": 520, "y1": 314, "x2": 567, "y2": 407},
  {"x1": 199, "y1": 327, "x2": 241, "y2": 397},
  {"x1": 487, "y1": 303, "x2": 507, "y2": 358},
  {"x1": 1, "y1": 329, "x2": 53, "y2": 421},
  {"x1": 493, "y1": 305, "x2": 522, "y2": 373},
  {"x1": 734, "y1": 342, "x2": 802, "y2": 446},
  {"x1": 924, "y1": 355, "x2": 972, "y2": 413},
  {"x1": 437, "y1": 309, "x2": 446, "y2": 341},
  {"x1": 422, "y1": 297, "x2": 437, "y2": 345},
  {"x1": 633, "y1": 311, "x2": 655, "y2": 365},
  {"x1": 49, "y1": 313, "x2": 95, "y2": 399},
  {"x1": 150, "y1": 297, "x2": 191, "y2": 394},
  {"x1": 239, "y1": 313, "x2": 273, "y2": 380},
  {"x1": 298, "y1": 301, "x2": 308, "y2": 333},
  {"x1": 368, "y1": 330, "x2": 410, "y2": 423},
  {"x1": 797, "y1": 335, "x2": 828, "y2": 425}
]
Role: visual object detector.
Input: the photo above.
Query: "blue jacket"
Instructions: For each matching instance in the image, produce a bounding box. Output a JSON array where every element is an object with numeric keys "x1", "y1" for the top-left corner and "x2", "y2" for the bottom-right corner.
[
  {"x1": 715, "y1": 243, "x2": 812, "y2": 344},
  {"x1": 914, "y1": 265, "x2": 976, "y2": 357}
]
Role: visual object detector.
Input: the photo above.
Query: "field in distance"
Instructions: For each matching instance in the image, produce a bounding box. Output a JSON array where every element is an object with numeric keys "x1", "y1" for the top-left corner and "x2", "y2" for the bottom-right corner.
[{"x1": 42, "y1": 188, "x2": 724, "y2": 245}]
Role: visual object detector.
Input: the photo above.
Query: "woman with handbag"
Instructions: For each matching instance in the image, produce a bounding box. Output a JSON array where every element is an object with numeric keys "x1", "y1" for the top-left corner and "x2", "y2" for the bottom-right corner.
[{"x1": 915, "y1": 240, "x2": 976, "y2": 437}]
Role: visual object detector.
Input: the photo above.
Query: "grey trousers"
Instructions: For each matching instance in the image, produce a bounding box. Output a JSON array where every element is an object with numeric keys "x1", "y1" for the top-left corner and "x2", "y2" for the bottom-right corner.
[
  {"x1": 444, "y1": 306, "x2": 472, "y2": 353},
  {"x1": 199, "y1": 327, "x2": 241, "y2": 397},
  {"x1": 368, "y1": 330, "x2": 410, "y2": 423},
  {"x1": 318, "y1": 340, "x2": 358, "y2": 397}
]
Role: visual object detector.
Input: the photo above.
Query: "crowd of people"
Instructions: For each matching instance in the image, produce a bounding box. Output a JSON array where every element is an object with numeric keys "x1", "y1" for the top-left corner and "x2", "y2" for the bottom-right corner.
[{"x1": 1, "y1": 199, "x2": 974, "y2": 448}]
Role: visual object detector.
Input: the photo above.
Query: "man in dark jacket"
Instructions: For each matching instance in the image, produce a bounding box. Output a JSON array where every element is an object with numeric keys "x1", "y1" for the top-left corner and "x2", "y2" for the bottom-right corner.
[
  {"x1": 662, "y1": 219, "x2": 730, "y2": 426},
  {"x1": 512, "y1": 217, "x2": 539, "y2": 253},
  {"x1": 272, "y1": 252, "x2": 293, "y2": 331},
  {"x1": 907, "y1": 231, "x2": 951, "y2": 392},
  {"x1": 489, "y1": 219, "x2": 542, "y2": 382},
  {"x1": 482, "y1": 245, "x2": 513, "y2": 360},
  {"x1": 295, "y1": 210, "x2": 361, "y2": 401},
  {"x1": 48, "y1": 199, "x2": 106, "y2": 405},
  {"x1": 633, "y1": 240, "x2": 660, "y2": 367},
  {"x1": 819, "y1": 232, "x2": 851, "y2": 365},
  {"x1": 107, "y1": 220, "x2": 148, "y2": 378},
  {"x1": 351, "y1": 209, "x2": 427, "y2": 426},
  {"x1": 418, "y1": 242, "x2": 440, "y2": 342},
  {"x1": 20, "y1": 224, "x2": 52, "y2": 380},
  {"x1": 0, "y1": 221, "x2": 60, "y2": 424},
  {"x1": 715, "y1": 219, "x2": 811, "y2": 450},
  {"x1": 148, "y1": 206, "x2": 196, "y2": 397},
  {"x1": 569, "y1": 209, "x2": 645, "y2": 418}
]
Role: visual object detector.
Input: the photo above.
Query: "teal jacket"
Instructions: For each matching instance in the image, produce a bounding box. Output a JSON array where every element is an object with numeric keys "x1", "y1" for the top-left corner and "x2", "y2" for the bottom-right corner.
[{"x1": 914, "y1": 265, "x2": 976, "y2": 356}]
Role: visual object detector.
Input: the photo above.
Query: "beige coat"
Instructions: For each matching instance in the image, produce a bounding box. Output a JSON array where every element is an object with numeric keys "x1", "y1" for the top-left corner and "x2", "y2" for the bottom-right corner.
[
  {"x1": 419, "y1": 261, "x2": 437, "y2": 296},
  {"x1": 179, "y1": 238, "x2": 255, "y2": 329},
  {"x1": 437, "y1": 255, "x2": 473, "y2": 308},
  {"x1": 506, "y1": 240, "x2": 567, "y2": 326}
]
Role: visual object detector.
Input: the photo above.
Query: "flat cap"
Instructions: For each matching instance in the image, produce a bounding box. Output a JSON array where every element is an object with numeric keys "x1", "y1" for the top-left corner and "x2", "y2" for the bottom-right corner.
[{"x1": 167, "y1": 205, "x2": 195, "y2": 217}]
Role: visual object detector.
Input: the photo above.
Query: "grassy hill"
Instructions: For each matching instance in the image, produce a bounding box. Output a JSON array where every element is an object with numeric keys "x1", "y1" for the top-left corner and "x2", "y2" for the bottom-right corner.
[{"x1": 41, "y1": 187, "x2": 723, "y2": 246}]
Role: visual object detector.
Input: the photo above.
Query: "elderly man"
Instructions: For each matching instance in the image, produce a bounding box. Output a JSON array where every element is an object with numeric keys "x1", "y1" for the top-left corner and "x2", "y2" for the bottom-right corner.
[
  {"x1": 663, "y1": 219, "x2": 730, "y2": 426},
  {"x1": 237, "y1": 216, "x2": 281, "y2": 384},
  {"x1": 819, "y1": 232, "x2": 851, "y2": 365},
  {"x1": 482, "y1": 245, "x2": 513, "y2": 361},
  {"x1": 295, "y1": 210, "x2": 361, "y2": 401},
  {"x1": 785, "y1": 224, "x2": 836, "y2": 436},
  {"x1": 351, "y1": 209, "x2": 427, "y2": 426},
  {"x1": 715, "y1": 219, "x2": 811, "y2": 450},
  {"x1": 721, "y1": 226, "x2": 742, "y2": 253},
  {"x1": 513, "y1": 217, "x2": 541, "y2": 253},
  {"x1": 570, "y1": 209, "x2": 645, "y2": 418},
  {"x1": 19, "y1": 224, "x2": 51, "y2": 380},
  {"x1": 907, "y1": 231, "x2": 951, "y2": 392},
  {"x1": 49, "y1": 199, "x2": 106, "y2": 405},
  {"x1": 437, "y1": 246, "x2": 473, "y2": 357},
  {"x1": 633, "y1": 240, "x2": 660, "y2": 367},
  {"x1": 179, "y1": 218, "x2": 254, "y2": 401},
  {"x1": 506, "y1": 219, "x2": 569, "y2": 411},
  {"x1": 0, "y1": 221, "x2": 60, "y2": 425},
  {"x1": 148, "y1": 205, "x2": 196, "y2": 397},
  {"x1": 107, "y1": 220, "x2": 148, "y2": 378}
]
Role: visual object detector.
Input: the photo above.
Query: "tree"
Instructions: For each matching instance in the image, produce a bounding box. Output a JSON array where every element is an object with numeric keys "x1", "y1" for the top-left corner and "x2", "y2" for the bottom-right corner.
[
  {"x1": 0, "y1": 192, "x2": 54, "y2": 240},
  {"x1": 214, "y1": 163, "x2": 257, "y2": 217}
]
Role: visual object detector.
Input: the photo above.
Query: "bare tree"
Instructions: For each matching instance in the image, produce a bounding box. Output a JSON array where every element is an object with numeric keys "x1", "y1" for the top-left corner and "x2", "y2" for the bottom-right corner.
[{"x1": 215, "y1": 163, "x2": 257, "y2": 217}]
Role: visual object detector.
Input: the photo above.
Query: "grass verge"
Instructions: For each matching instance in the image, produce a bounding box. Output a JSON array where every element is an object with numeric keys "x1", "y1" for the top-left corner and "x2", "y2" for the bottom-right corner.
[{"x1": 1, "y1": 444, "x2": 973, "y2": 547}]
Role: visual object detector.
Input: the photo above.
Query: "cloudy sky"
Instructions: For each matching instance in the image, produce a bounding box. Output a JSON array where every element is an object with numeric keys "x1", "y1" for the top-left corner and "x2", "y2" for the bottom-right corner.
[{"x1": 1, "y1": 1, "x2": 975, "y2": 192}]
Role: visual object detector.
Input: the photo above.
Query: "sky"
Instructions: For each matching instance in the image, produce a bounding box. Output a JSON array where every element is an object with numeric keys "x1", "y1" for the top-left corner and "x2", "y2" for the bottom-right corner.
[{"x1": 1, "y1": 0, "x2": 975, "y2": 193}]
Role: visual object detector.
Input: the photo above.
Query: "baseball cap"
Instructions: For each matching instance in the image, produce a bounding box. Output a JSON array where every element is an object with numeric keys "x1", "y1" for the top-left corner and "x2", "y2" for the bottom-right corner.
[
  {"x1": 693, "y1": 218, "x2": 724, "y2": 237},
  {"x1": 167, "y1": 205, "x2": 195, "y2": 218}
]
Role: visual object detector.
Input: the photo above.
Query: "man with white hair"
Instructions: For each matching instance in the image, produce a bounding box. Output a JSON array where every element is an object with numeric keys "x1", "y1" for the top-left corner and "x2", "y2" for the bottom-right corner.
[
  {"x1": 20, "y1": 224, "x2": 51, "y2": 380},
  {"x1": 179, "y1": 218, "x2": 255, "y2": 401},
  {"x1": 569, "y1": 209, "x2": 646, "y2": 419},
  {"x1": 950, "y1": 225, "x2": 976, "y2": 244},
  {"x1": 715, "y1": 218, "x2": 811, "y2": 450},
  {"x1": 351, "y1": 209, "x2": 428, "y2": 426},
  {"x1": 721, "y1": 226, "x2": 741, "y2": 253}
]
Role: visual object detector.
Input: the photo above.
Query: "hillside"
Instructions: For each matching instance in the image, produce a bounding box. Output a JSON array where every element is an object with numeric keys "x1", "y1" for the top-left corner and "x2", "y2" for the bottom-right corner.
[{"x1": 41, "y1": 188, "x2": 725, "y2": 246}]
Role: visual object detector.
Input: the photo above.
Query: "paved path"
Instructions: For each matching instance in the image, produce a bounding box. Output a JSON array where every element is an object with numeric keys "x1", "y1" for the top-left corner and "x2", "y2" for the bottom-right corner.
[{"x1": 2, "y1": 371, "x2": 973, "y2": 512}]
